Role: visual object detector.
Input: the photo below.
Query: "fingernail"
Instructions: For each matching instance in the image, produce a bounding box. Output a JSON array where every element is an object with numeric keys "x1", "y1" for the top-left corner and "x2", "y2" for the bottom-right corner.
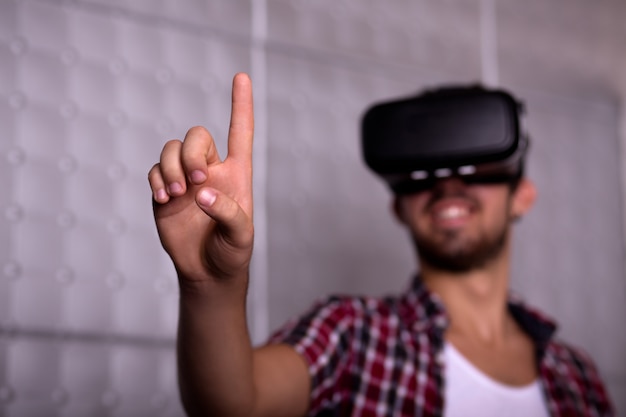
[
  {"x1": 155, "y1": 189, "x2": 167, "y2": 201},
  {"x1": 168, "y1": 182, "x2": 183, "y2": 195},
  {"x1": 198, "y1": 189, "x2": 217, "y2": 207},
  {"x1": 190, "y1": 170, "x2": 207, "y2": 184}
]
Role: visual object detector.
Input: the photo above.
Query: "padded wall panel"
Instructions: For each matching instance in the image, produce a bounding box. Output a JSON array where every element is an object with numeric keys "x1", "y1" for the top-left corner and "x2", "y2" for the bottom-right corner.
[
  {"x1": 1, "y1": 0, "x2": 251, "y2": 414},
  {"x1": 266, "y1": 0, "x2": 483, "y2": 78},
  {"x1": 2, "y1": 334, "x2": 178, "y2": 417},
  {"x1": 497, "y1": 0, "x2": 626, "y2": 97}
]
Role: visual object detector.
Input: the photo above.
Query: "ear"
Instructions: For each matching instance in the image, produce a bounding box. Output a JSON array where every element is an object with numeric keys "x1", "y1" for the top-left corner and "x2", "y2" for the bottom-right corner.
[{"x1": 511, "y1": 178, "x2": 537, "y2": 219}]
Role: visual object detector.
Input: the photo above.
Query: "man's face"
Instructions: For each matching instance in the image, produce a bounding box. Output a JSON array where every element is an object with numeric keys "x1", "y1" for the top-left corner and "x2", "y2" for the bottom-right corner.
[{"x1": 394, "y1": 177, "x2": 527, "y2": 272}]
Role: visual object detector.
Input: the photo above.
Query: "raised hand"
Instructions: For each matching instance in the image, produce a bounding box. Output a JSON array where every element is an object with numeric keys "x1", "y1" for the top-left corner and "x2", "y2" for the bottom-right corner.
[{"x1": 148, "y1": 73, "x2": 254, "y2": 286}]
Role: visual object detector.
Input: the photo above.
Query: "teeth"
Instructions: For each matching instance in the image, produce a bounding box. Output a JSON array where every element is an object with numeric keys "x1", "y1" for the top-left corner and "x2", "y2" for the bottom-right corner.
[{"x1": 438, "y1": 206, "x2": 468, "y2": 219}]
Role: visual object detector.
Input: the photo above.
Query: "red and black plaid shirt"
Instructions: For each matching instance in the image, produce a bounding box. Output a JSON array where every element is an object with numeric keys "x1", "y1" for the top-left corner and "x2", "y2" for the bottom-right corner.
[{"x1": 269, "y1": 278, "x2": 614, "y2": 416}]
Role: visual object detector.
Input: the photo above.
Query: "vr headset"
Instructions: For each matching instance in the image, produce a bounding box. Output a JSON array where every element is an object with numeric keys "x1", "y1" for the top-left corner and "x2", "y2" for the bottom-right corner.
[{"x1": 361, "y1": 85, "x2": 529, "y2": 194}]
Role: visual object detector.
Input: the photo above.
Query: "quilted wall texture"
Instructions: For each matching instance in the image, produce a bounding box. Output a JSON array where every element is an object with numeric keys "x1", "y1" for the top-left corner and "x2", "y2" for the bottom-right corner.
[{"x1": 1, "y1": 0, "x2": 625, "y2": 416}]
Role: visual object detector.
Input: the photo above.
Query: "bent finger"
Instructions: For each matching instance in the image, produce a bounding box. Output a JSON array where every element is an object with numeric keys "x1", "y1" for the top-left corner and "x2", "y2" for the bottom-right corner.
[
  {"x1": 148, "y1": 163, "x2": 170, "y2": 204},
  {"x1": 182, "y1": 126, "x2": 221, "y2": 185},
  {"x1": 159, "y1": 139, "x2": 187, "y2": 197}
]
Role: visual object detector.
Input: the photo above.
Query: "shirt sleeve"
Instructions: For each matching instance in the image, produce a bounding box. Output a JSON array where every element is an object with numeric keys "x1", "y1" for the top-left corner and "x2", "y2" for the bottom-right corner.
[{"x1": 266, "y1": 296, "x2": 357, "y2": 414}]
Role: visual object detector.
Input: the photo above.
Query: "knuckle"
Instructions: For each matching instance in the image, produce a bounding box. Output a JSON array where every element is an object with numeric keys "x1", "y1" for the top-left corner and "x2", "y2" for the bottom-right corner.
[
  {"x1": 186, "y1": 125, "x2": 209, "y2": 139},
  {"x1": 221, "y1": 198, "x2": 240, "y2": 223},
  {"x1": 163, "y1": 139, "x2": 182, "y2": 149},
  {"x1": 242, "y1": 223, "x2": 255, "y2": 245},
  {"x1": 160, "y1": 140, "x2": 182, "y2": 164}
]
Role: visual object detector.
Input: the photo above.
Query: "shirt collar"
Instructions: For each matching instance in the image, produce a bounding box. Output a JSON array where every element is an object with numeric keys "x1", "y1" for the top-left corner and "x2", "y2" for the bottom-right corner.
[{"x1": 404, "y1": 276, "x2": 558, "y2": 345}]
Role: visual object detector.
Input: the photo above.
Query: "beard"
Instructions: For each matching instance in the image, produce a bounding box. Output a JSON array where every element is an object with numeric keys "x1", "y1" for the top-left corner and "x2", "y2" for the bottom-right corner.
[
  {"x1": 413, "y1": 225, "x2": 509, "y2": 273},
  {"x1": 412, "y1": 194, "x2": 512, "y2": 273}
]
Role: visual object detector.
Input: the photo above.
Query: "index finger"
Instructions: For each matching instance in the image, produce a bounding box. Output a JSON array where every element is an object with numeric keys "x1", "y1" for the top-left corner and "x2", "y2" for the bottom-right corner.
[{"x1": 226, "y1": 73, "x2": 254, "y2": 163}]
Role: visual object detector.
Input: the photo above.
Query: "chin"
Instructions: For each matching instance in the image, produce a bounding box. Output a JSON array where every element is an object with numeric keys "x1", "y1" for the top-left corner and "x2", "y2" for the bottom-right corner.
[{"x1": 414, "y1": 231, "x2": 508, "y2": 273}]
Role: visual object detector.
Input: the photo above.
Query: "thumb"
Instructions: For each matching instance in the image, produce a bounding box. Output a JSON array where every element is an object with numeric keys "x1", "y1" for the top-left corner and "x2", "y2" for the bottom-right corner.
[{"x1": 196, "y1": 187, "x2": 254, "y2": 250}]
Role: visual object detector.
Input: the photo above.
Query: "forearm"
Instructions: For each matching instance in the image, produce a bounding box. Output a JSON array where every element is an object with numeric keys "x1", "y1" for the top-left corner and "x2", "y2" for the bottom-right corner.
[{"x1": 176, "y1": 276, "x2": 255, "y2": 417}]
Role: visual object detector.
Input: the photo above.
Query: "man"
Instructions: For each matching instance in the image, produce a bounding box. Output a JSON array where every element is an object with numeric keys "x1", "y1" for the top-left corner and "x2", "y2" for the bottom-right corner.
[{"x1": 148, "y1": 73, "x2": 613, "y2": 416}]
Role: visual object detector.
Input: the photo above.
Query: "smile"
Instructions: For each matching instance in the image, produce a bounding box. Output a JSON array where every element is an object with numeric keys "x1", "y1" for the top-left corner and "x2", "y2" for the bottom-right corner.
[
  {"x1": 436, "y1": 205, "x2": 470, "y2": 220},
  {"x1": 428, "y1": 198, "x2": 476, "y2": 228}
]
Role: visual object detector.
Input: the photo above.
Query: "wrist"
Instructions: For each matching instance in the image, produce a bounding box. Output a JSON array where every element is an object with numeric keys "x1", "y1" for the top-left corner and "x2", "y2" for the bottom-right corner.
[{"x1": 177, "y1": 270, "x2": 249, "y2": 301}]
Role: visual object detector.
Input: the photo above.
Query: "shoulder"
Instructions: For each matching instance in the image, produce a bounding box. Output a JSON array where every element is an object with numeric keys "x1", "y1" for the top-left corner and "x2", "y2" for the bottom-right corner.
[
  {"x1": 293, "y1": 293, "x2": 403, "y2": 329},
  {"x1": 319, "y1": 293, "x2": 401, "y2": 316},
  {"x1": 268, "y1": 293, "x2": 404, "y2": 344},
  {"x1": 542, "y1": 339, "x2": 614, "y2": 414},
  {"x1": 544, "y1": 338, "x2": 601, "y2": 375}
]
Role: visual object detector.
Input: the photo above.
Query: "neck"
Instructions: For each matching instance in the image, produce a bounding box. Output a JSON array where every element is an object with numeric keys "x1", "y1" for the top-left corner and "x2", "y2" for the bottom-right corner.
[{"x1": 421, "y1": 252, "x2": 513, "y2": 345}]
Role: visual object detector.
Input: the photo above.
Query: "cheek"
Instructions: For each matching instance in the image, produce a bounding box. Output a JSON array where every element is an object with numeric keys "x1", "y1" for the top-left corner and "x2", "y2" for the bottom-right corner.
[
  {"x1": 397, "y1": 194, "x2": 430, "y2": 223},
  {"x1": 397, "y1": 200, "x2": 434, "y2": 236},
  {"x1": 481, "y1": 194, "x2": 515, "y2": 225},
  {"x1": 476, "y1": 186, "x2": 512, "y2": 209}
]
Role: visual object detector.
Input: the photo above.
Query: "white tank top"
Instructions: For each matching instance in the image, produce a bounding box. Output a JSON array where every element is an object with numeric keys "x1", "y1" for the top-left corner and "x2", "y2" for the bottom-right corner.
[{"x1": 443, "y1": 342, "x2": 551, "y2": 417}]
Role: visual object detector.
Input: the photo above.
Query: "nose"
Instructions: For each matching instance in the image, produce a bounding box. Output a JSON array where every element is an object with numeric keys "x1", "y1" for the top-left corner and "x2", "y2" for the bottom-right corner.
[{"x1": 428, "y1": 176, "x2": 470, "y2": 199}]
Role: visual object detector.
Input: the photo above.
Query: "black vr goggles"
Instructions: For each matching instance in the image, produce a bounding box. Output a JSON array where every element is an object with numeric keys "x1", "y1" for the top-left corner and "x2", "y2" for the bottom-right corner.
[{"x1": 361, "y1": 85, "x2": 529, "y2": 194}]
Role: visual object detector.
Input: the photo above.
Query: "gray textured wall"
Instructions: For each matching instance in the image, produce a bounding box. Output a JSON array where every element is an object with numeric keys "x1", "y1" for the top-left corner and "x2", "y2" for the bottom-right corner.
[{"x1": 1, "y1": 0, "x2": 625, "y2": 415}]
